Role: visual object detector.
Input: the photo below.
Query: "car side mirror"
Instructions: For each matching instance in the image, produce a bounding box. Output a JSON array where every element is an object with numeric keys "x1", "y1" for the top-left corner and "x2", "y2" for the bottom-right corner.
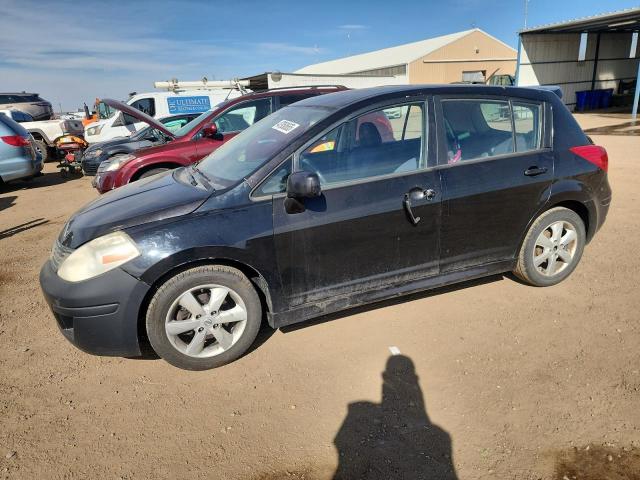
[
  {"x1": 202, "y1": 123, "x2": 218, "y2": 138},
  {"x1": 284, "y1": 171, "x2": 321, "y2": 214},
  {"x1": 287, "y1": 171, "x2": 321, "y2": 198}
]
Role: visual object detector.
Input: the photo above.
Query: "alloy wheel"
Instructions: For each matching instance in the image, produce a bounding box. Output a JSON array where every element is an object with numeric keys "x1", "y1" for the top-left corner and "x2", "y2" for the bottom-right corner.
[
  {"x1": 164, "y1": 284, "x2": 247, "y2": 358},
  {"x1": 533, "y1": 220, "x2": 578, "y2": 277}
]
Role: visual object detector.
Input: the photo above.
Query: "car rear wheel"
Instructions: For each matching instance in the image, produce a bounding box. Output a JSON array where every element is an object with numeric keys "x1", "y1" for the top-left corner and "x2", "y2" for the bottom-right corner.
[
  {"x1": 514, "y1": 207, "x2": 586, "y2": 287},
  {"x1": 138, "y1": 167, "x2": 170, "y2": 179},
  {"x1": 146, "y1": 265, "x2": 262, "y2": 370},
  {"x1": 33, "y1": 139, "x2": 50, "y2": 162}
]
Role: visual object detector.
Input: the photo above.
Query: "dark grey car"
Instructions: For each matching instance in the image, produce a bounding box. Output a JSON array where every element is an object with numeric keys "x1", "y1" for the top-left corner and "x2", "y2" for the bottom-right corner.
[{"x1": 0, "y1": 92, "x2": 53, "y2": 121}]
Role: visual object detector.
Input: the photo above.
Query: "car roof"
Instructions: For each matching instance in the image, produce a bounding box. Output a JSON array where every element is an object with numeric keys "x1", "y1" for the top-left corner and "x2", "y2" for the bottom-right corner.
[
  {"x1": 229, "y1": 86, "x2": 347, "y2": 103},
  {"x1": 291, "y1": 84, "x2": 558, "y2": 110}
]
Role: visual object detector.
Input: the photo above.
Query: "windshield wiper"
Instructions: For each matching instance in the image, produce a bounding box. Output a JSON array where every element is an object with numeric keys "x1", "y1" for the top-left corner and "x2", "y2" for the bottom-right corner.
[
  {"x1": 191, "y1": 164, "x2": 214, "y2": 191},
  {"x1": 184, "y1": 166, "x2": 198, "y2": 187}
]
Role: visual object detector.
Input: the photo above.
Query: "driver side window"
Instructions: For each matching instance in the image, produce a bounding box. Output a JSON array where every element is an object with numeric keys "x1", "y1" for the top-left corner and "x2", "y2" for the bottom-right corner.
[
  {"x1": 298, "y1": 103, "x2": 425, "y2": 186},
  {"x1": 214, "y1": 98, "x2": 272, "y2": 134}
]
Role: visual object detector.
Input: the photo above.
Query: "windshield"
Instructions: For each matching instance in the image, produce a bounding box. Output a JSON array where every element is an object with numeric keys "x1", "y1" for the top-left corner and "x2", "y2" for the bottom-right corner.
[
  {"x1": 98, "y1": 101, "x2": 117, "y2": 119},
  {"x1": 197, "y1": 105, "x2": 331, "y2": 187},
  {"x1": 130, "y1": 125, "x2": 153, "y2": 140},
  {"x1": 173, "y1": 110, "x2": 212, "y2": 137}
]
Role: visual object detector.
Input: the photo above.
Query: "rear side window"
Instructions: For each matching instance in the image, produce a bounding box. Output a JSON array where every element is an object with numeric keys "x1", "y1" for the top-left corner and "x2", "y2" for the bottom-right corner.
[
  {"x1": 18, "y1": 94, "x2": 41, "y2": 102},
  {"x1": 298, "y1": 103, "x2": 425, "y2": 186},
  {"x1": 11, "y1": 111, "x2": 33, "y2": 122},
  {"x1": 130, "y1": 98, "x2": 156, "y2": 117},
  {"x1": 0, "y1": 95, "x2": 19, "y2": 104},
  {"x1": 442, "y1": 99, "x2": 514, "y2": 163},
  {"x1": 513, "y1": 102, "x2": 542, "y2": 152},
  {"x1": 0, "y1": 114, "x2": 29, "y2": 136},
  {"x1": 278, "y1": 94, "x2": 315, "y2": 108}
]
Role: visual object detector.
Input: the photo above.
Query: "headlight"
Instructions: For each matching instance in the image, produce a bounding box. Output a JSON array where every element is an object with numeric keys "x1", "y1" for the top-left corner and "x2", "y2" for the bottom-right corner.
[
  {"x1": 103, "y1": 154, "x2": 135, "y2": 171},
  {"x1": 57, "y1": 231, "x2": 140, "y2": 282},
  {"x1": 84, "y1": 148, "x2": 102, "y2": 158},
  {"x1": 86, "y1": 124, "x2": 104, "y2": 136}
]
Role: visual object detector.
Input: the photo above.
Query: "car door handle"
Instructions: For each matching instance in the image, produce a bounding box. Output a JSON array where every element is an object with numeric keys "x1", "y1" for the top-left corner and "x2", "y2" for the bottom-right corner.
[
  {"x1": 524, "y1": 166, "x2": 548, "y2": 177},
  {"x1": 403, "y1": 188, "x2": 436, "y2": 225}
]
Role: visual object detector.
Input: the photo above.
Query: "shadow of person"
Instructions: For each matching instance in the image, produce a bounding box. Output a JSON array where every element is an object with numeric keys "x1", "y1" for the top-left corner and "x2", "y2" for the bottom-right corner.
[{"x1": 333, "y1": 355, "x2": 458, "y2": 480}]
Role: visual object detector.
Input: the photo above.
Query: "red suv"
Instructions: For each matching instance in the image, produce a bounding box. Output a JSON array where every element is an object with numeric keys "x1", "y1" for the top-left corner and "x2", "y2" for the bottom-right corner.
[{"x1": 92, "y1": 86, "x2": 347, "y2": 193}]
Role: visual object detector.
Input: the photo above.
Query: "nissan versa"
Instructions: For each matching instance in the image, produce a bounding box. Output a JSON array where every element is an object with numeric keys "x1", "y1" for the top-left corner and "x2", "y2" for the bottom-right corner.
[{"x1": 40, "y1": 85, "x2": 611, "y2": 370}]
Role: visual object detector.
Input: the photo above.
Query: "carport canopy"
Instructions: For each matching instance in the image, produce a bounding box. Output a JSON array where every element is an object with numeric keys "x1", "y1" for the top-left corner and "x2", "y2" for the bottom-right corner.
[{"x1": 519, "y1": 8, "x2": 640, "y2": 118}]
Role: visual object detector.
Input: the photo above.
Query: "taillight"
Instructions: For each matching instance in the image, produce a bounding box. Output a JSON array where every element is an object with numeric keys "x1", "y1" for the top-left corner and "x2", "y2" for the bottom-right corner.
[
  {"x1": 570, "y1": 145, "x2": 608, "y2": 172},
  {"x1": 1, "y1": 135, "x2": 30, "y2": 147}
]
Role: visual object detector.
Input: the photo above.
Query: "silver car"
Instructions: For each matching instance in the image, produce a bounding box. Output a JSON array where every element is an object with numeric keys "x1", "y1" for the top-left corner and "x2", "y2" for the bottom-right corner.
[
  {"x1": 0, "y1": 114, "x2": 42, "y2": 184},
  {"x1": 0, "y1": 92, "x2": 53, "y2": 121}
]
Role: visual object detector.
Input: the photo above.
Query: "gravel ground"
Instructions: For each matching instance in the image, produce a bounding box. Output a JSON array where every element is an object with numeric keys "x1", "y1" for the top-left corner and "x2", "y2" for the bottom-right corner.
[{"x1": 1, "y1": 113, "x2": 639, "y2": 480}]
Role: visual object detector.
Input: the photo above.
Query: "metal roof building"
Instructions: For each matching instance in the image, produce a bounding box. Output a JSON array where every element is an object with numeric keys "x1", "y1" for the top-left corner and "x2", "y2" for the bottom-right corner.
[
  {"x1": 296, "y1": 29, "x2": 517, "y2": 85},
  {"x1": 516, "y1": 8, "x2": 640, "y2": 115}
]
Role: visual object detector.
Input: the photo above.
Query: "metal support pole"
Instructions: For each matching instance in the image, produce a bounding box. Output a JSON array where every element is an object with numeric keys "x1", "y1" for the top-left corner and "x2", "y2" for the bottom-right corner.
[
  {"x1": 591, "y1": 32, "x2": 601, "y2": 91},
  {"x1": 515, "y1": 35, "x2": 522, "y2": 86},
  {"x1": 632, "y1": 59, "x2": 640, "y2": 121}
]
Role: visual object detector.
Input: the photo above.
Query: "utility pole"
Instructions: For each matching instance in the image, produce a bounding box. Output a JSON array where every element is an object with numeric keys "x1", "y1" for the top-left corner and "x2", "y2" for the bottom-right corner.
[{"x1": 524, "y1": 0, "x2": 529, "y2": 29}]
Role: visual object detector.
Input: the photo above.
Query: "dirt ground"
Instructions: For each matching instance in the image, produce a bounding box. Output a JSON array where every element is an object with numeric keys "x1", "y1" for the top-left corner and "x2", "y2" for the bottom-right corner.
[{"x1": 1, "y1": 113, "x2": 639, "y2": 480}]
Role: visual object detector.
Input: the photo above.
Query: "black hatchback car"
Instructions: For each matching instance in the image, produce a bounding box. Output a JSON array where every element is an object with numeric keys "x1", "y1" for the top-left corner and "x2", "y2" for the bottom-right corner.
[{"x1": 40, "y1": 85, "x2": 611, "y2": 370}]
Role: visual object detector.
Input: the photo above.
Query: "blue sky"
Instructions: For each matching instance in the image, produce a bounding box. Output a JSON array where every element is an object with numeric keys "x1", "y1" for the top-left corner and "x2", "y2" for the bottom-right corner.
[{"x1": 1, "y1": 0, "x2": 638, "y2": 111}]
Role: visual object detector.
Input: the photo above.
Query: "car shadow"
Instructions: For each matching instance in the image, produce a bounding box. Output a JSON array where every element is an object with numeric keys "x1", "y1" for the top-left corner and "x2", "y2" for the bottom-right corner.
[
  {"x1": 332, "y1": 354, "x2": 458, "y2": 479},
  {"x1": 280, "y1": 274, "x2": 504, "y2": 334},
  {"x1": 131, "y1": 276, "x2": 502, "y2": 364},
  {"x1": 0, "y1": 218, "x2": 49, "y2": 240},
  {"x1": 0, "y1": 171, "x2": 82, "y2": 193},
  {"x1": 0, "y1": 195, "x2": 17, "y2": 212}
]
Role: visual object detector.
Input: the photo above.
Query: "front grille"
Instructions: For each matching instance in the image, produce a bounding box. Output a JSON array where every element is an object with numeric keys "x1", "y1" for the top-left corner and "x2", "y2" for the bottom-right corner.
[
  {"x1": 51, "y1": 240, "x2": 73, "y2": 271},
  {"x1": 82, "y1": 161, "x2": 99, "y2": 175}
]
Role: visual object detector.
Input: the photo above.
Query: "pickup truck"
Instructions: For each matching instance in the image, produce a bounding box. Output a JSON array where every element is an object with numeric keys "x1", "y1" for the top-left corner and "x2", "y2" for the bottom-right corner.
[{"x1": 0, "y1": 110, "x2": 84, "y2": 162}]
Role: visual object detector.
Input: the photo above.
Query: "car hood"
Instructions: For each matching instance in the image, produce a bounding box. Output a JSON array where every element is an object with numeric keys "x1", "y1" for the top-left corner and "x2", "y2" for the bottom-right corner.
[
  {"x1": 60, "y1": 169, "x2": 209, "y2": 248},
  {"x1": 102, "y1": 98, "x2": 174, "y2": 138},
  {"x1": 85, "y1": 135, "x2": 131, "y2": 151},
  {"x1": 83, "y1": 138, "x2": 155, "y2": 160}
]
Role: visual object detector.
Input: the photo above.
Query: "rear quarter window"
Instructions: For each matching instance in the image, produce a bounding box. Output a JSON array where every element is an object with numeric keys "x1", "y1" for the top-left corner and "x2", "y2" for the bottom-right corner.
[{"x1": 0, "y1": 114, "x2": 29, "y2": 136}]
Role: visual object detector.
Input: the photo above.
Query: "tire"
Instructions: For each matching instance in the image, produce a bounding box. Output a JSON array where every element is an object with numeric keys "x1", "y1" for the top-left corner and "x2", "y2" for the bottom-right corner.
[
  {"x1": 513, "y1": 207, "x2": 586, "y2": 287},
  {"x1": 138, "y1": 167, "x2": 170, "y2": 180},
  {"x1": 146, "y1": 265, "x2": 262, "y2": 370},
  {"x1": 33, "y1": 139, "x2": 49, "y2": 162}
]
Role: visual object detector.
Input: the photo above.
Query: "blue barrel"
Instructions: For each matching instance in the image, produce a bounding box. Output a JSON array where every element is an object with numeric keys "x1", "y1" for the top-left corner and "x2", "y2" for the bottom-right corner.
[
  {"x1": 575, "y1": 91, "x2": 589, "y2": 111},
  {"x1": 589, "y1": 90, "x2": 603, "y2": 109},
  {"x1": 600, "y1": 88, "x2": 614, "y2": 108}
]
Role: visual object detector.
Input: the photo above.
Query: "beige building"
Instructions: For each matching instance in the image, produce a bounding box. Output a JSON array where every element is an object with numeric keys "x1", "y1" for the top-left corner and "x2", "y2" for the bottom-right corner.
[{"x1": 296, "y1": 28, "x2": 517, "y2": 85}]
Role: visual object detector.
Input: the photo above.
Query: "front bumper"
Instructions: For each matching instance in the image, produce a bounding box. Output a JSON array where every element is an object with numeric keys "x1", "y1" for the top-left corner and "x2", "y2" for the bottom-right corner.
[
  {"x1": 39, "y1": 260, "x2": 151, "y2": 357},
  {"x1": 91, "y1": 170, "x2": 117, "y2": 193}
]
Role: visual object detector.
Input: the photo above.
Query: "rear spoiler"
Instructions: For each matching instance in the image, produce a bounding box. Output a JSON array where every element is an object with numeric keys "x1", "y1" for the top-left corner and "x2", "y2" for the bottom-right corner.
[{"x1": 529, "y1": 86, "x2": 563, "y2": 99}]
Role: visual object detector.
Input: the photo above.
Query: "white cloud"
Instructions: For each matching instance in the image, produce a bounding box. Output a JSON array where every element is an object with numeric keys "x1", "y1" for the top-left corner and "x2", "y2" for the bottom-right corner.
[
  {"x1": 0, "y1": 0, "x2": 328, "y2": 110},
  {"x1": 338, "y1": 24, "x2": 369, "y2": 30},
  {"x1": 257, "y1": 42, "x2": 326, "y2": 55}
]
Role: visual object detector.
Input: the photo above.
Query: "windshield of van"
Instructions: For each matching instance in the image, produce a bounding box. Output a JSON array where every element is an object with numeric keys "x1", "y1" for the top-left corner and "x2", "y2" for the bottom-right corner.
[
  {"x1": 196, "y1": 105, "x2": 330, "y2": 188},
  {"x1": 172, "y1": 110, "x2": 212, "y2": 137}
]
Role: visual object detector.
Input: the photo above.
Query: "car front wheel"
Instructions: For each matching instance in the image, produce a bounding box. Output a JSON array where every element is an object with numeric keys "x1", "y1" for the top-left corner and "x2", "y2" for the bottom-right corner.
[
  {"x1": 146, "y1": 265, "x2": 262, "y2": 370},
  {"x1": 514, "y1": 207, "x2": 586, "y2": 287}
]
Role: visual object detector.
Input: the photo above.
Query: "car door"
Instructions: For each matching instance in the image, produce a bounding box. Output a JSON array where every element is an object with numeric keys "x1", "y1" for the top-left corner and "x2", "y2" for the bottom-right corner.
[
  {"x1": 435, "y1": 96, "x2": 553, "y2": 273},
  {"x1": 268, "y1": 100, "x2": 442, "y2": 307},
  {"x1": 193, "y1": 98, "x2": 273, "y2": 158}
]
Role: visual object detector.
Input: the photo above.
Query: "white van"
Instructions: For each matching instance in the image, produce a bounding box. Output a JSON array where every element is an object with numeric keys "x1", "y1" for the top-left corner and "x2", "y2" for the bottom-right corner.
[{"x1": 84, "y1": 89, "x2": 245, "y2": 144}]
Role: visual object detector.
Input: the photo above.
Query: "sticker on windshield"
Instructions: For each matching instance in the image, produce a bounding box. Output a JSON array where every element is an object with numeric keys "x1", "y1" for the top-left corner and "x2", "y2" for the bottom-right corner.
[{"x1": 272, "y1": 120, "x2": 300, "y2": 134}]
